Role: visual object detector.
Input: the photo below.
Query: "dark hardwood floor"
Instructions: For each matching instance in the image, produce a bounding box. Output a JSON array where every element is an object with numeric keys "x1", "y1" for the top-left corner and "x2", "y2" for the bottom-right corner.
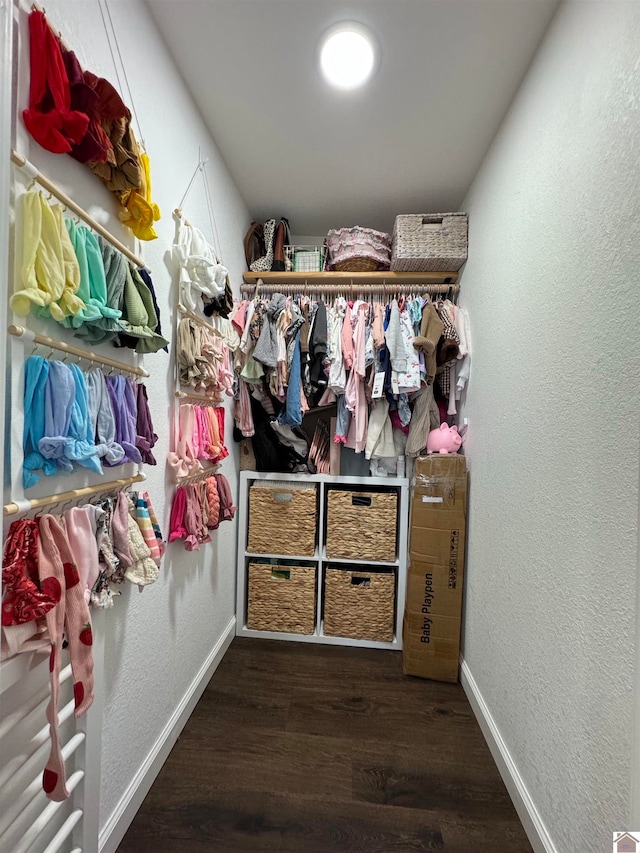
[{"x1": 117, "y1": 638, "x2": 533, "y2": 853}]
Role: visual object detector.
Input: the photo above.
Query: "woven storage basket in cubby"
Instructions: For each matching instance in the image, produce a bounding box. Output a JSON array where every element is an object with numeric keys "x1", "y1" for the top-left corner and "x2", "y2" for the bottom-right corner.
[
  {"x1": 248, "y1": 482, "x2": 317, "y2": 556},
  {"x1": 390, "y1": 213, "x2": 468, "y2": 272},
  {"x1": 247, "y1": 563, "x2": 316, "y2": 634},
  {"x1": 326, "y1": 490, "x2": 397, "y2": 563},
  {"x1": 324, "y1": 569, "x2": 395, "y2": 642}
]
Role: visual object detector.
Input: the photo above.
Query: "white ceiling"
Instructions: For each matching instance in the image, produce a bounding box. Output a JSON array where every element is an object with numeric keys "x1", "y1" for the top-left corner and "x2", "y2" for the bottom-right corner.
[{"x1": 146, "y1": 0, "x2": 559, "y2": 235}]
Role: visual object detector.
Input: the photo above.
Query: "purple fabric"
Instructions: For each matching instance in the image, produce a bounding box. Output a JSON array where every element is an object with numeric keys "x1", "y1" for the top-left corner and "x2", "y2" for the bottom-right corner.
[
  {"x1": 135, "y1": 383, "x2": 158, "y2": 465},
  {"x1": 104, "y1": 375, "x2": 142, "y2": 465},
  {"x1": 38, "y1": 361, "x2": 75, "y2": 472}
]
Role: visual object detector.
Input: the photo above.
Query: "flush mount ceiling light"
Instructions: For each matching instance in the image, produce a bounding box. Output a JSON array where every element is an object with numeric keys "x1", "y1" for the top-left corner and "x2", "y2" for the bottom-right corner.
[{"x1": 319, "y1": 23, "x2": 378, "y2": 90}]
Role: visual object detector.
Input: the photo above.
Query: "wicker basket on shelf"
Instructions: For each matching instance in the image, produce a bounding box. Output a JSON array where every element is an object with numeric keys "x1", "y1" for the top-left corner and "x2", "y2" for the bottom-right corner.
[
  {"x1": 324, "y1": 568, "x2": 395, "y2": 642},
  {"x1": 391, "y1": 213, "x2": 468, "y2": 272},
  {"x1": 334, "y1": 257, "x2": 380, "y2": 272},
  {"x1": 247, "y1": 563, "x2": 317, "y2": 634},
  {"x1": 248, "y1": 482, "x2": 317, "y2": 556},
  {"x1": 326, "y1": 490, "x2": 397, "y2": 563}
]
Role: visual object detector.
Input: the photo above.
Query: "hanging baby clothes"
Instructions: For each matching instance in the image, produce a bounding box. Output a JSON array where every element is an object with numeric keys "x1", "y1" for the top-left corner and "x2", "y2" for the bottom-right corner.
[
  {"x1": 123, "y1": 495, "x2": 159, "y2": 587},
  {"x1": 64, "y1": 505, "x2": 104, "y2": 606},
  {"x1": 85, "y1": 367, "x2": 125, "y2": 465},
  {"x1": 135, "y1": 383, "x2": 158, "y2": 465},
  {"x1": 11, "y1": 191, "x2": 85, "y2": 321},
  {"x1": 104, "y1": 374, "x2": 142, "y2": 465},
  {"x1": 22, "y1": 11, "x2": 90, "y2": 154},
  {"x1": 173, "y1": 221, "x2": 228, "y2": 312},
  {"x1": 63, "y1": 219, "x2": 122, "y2": 340},
  {"x1": 232, "y1": 288, "x2": 467, "y2": 471},
  {"x1": 1, "y1": 514, "x2": 95, "y2": 801},
  {"x1": 23, "y1": 356, "x2": 57, "y2": 488},
  {"x1": 118, "y1": 151, "x2": 161, "y2": 241}
]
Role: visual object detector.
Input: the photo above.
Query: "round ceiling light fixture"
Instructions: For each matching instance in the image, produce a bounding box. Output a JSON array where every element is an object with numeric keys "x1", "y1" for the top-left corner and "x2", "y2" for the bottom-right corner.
[{"x1": 319, "y1": 22, "x2": 378, "y2": 90}]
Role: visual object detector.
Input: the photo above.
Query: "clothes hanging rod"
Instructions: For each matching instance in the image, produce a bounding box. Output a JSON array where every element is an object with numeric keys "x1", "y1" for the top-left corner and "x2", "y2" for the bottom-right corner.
[
  {"x1": 3, "y1": 473, "x2": 146, "y2": 517},
  {"x1": 9, "y1": 325, "x2": 150, "y2": 377},
  {"x1": 177, "y1": 303, "x2": 223, "y2": 335},
  {"x1": 242, "y1": 271, "x2": 459, "y2": 285},
  {"x1": 175, "y1": 391, "x2": 221, "y2": 405},
  {"x1": 174, "y1": 464, "x2": 219, "y2": 485},
  {"x1": 11, "y1": 149, "x2": 149, "y2": 271},
  {"x1": 240, "y1": 283, "x2": 461, "y2": 296}
]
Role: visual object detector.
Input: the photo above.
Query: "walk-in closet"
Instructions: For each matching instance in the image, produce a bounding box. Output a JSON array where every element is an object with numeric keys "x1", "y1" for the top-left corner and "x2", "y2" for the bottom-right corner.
[{"x1": 0, "y1": 2, "x2": 638, "y2": 853}]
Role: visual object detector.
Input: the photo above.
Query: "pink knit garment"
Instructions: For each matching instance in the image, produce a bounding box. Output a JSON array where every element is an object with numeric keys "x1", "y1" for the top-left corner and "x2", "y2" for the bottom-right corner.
[{"x1": 38, "y1": 514, "x2": 94, "y2": 802}]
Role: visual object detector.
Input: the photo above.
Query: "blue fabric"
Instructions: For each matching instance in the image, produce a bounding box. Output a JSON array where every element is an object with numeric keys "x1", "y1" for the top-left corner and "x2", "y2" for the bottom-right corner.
[
  {"x1": 38, "y1": 361, "x2": 76, "y2": 472},
  {"x1": 23, "y1": 356, "x2": 57, "y2": 488},
  {"x1": 65, "y1": 363, "x2": 103, "y2": 474},
  {"x1": 278, "y1": 331, "x2": 302, "y2": 427}
]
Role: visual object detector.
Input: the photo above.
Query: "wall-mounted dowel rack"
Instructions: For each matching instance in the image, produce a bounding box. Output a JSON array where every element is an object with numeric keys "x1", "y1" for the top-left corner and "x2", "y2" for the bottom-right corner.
[
  {"x1": 174, "y1": 391, "x2": 220, "y2": 405},
  {"x1": 174, "y1": 464, "x2": 219, "y2": 485},
  {"x1": 9, "y1": 325, "x2": 150, "y2": 378},
  {"x1": 3, "y1": 473, "x2": 146, "y2": 517},
  {"x1": 11, "y1": 149, "x2": 148, "y2": 271},
  {"x1": 176, "y1": 303, "x2": 222, "y2": 335}
]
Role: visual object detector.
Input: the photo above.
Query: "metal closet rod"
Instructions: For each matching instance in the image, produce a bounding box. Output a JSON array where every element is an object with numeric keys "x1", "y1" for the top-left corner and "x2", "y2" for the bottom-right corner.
[
  {"x1": 240, "y1": 283, "x2": 461, "y2": 296},
  {"x1": 9, "y1": 325, "x2": 150, "y2": 378},
  {"x1": 175, "y1": 464, "x2": 219, "y2": 485},
  {"x1": 3, "y1": 473, "x2": 146, "y2": 517},
  {"x1": 11, "y1": 149, "x2": 148, "y2": 271}
]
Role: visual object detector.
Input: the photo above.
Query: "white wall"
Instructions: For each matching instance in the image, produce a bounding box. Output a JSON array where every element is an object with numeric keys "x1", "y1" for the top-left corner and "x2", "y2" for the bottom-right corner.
[
  {"x1": 459, "y1": 2, "x2": 640, "y2": 852},
  {"x1": 9, "y1": 0, "x2": 250, "y2": 841}
]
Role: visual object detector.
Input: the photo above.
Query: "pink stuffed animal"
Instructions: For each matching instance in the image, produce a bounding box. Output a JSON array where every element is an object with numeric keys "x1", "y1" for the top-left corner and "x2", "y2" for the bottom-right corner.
[{"x1": 427, "y1": 423, "x2": 462, "y2": 454}]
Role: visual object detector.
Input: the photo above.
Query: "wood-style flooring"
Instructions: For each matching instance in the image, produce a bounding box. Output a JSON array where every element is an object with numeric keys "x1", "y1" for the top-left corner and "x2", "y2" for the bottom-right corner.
[{"x1": 117, "y1": 638, "x2": 533, "y2": 853}]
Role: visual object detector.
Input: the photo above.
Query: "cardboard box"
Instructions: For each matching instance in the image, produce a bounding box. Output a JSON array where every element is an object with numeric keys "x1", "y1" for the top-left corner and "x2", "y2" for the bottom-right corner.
[{"x1": 402, "y1": 454, "x2": 467, "y2": 682}]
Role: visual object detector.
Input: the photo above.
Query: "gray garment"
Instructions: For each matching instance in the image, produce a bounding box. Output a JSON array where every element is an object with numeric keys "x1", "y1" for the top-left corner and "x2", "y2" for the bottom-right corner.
[
  {"x1": 335, "y1": 394, "x2": 350, "y2": 438},
  {"x1": 253, "y1": 292, "x2": 287, "y2": 369},
  {"x1": 252, "y1": 317, "x2": 278, "y2": 368}
]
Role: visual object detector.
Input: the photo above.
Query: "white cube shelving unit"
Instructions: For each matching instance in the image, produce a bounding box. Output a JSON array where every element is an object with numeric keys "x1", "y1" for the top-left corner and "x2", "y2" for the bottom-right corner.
[{"x1": 235, "y1": 470, "x2": 409, "y2": 650}]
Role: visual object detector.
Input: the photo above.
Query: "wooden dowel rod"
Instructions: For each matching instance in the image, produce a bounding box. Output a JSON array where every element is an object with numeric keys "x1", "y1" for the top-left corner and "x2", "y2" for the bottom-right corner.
[
  {"x1": 9, "y1": 325, "x2": 150, "y2": 377},
  {"x1": 174, "y1": 464, "x2": 219, "y2": 485},
  {"x1": 177, "y1": 303, "x2": 222, "y2": 335},
  {"x1": 11, "y1": 149, "x2": 148, "y2": 271},
  {"x1": 175, "y1": 391, "x2": 220, "y2": 405},
  {"x1": 3, "y1": 473, "x2": 146, "y2": 517}
]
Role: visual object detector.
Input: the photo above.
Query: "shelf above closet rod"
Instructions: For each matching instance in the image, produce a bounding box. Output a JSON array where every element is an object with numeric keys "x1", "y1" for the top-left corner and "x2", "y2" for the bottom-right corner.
[
  {"x1": 9, "y1": 325, "x2": 150, "y2": 378},
  {"x1": 10, "y1": 149, "x2": 148, "y2": 271},
  {"x1": 3, "y1": 473, "x2": 146, "y2": 517}
]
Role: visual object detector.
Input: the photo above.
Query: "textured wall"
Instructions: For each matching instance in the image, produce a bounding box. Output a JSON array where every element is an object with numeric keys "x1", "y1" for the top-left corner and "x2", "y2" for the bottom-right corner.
[
  {"x1": 11, "y1": 0, "x2": 250, "y2": 833},
  {"x1": 459, "y1": 3, "x2": 640, "y2": 851}
]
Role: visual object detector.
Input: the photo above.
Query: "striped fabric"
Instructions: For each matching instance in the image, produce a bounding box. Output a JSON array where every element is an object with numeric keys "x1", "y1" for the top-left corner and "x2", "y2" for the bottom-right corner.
[{"x1": 135, "y1": 493, "x2": 162, "y2": 567}]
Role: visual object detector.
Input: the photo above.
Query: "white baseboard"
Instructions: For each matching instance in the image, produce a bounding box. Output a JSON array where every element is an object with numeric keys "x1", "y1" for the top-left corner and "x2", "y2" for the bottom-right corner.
[
  {"x1": 98, "y1": 616, "x2": 236, "y2": 853},
  {"x1": 459, "y1": 658, "x2": 559, "y2": 853}
]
